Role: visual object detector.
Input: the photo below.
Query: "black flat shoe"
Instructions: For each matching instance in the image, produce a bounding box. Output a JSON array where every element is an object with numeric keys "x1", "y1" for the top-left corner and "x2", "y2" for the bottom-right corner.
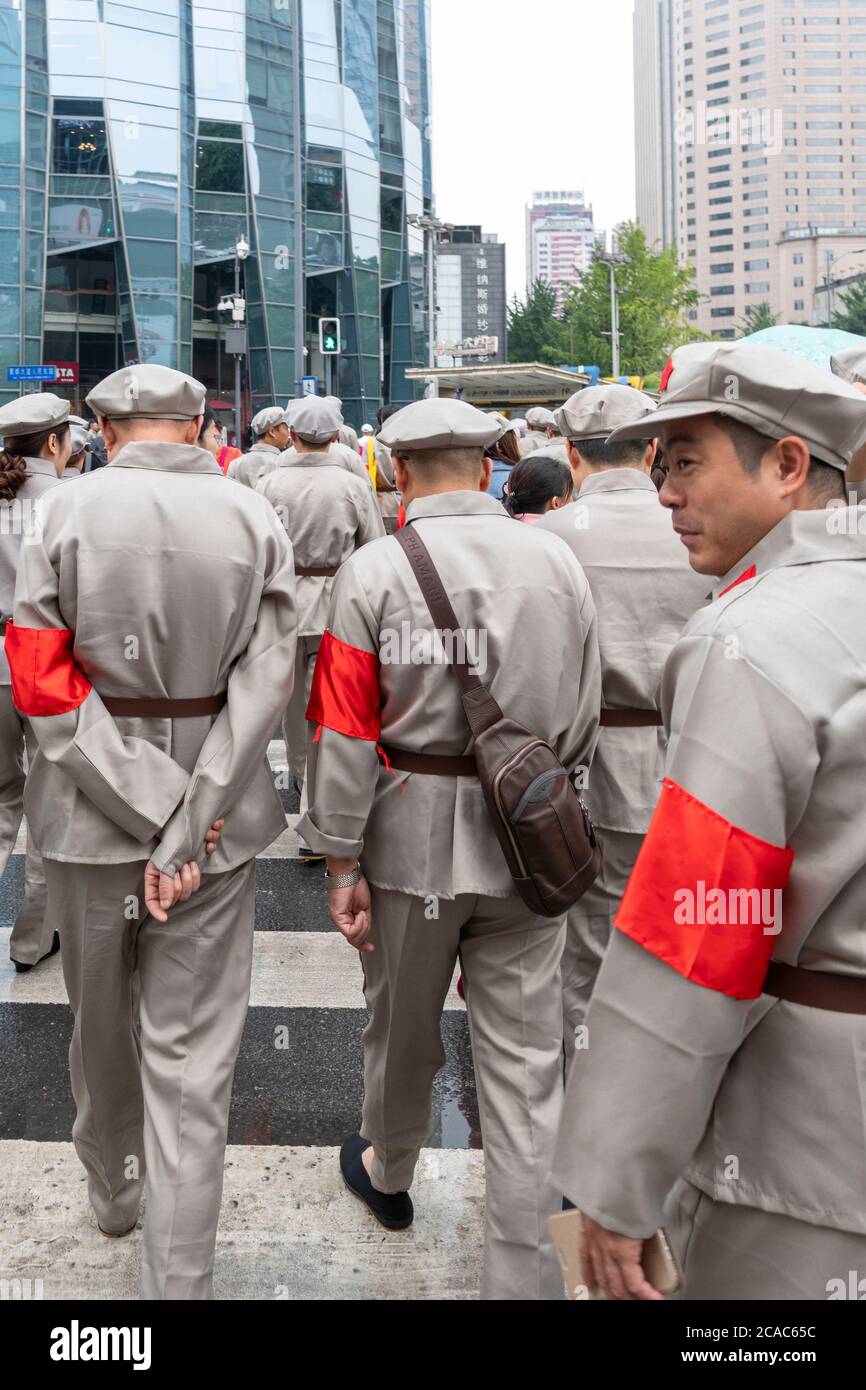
[
  {"x1": 13, "y1": 931, "x2": 60, "y2": 974},
  {"x1": 339, "y1": 1135, "x2": 414, "y2": 1231}
]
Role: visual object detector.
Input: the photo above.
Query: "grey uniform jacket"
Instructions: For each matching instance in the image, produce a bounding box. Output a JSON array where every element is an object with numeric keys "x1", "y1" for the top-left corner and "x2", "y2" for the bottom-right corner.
[
  {"x1": 298, "y1": 490, "x2": 602, "y2": 898},
  {"x1": 227, "y1": 441, "x2": 282, "y2": 490},
  {"x1": 536, "y1": 470, "x2": 707, "y2": 831},
  {"x1": 10, "y1": 443, "x2": 297, "y2": 875},
  {"x1": 256, "y1": 449, "x2": 384, "y2": 638},
  {"x1": 553, "y1": 506, "x2": 866, "y2": 1239},
  {"x1": 0, "y1": 458, "x2": 73, "y2": 683},
  {"x1": 521, "y1": 430, "x2": 550, "y2": 456}
]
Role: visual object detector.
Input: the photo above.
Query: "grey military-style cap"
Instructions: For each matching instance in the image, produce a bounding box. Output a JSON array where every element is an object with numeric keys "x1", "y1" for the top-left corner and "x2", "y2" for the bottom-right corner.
[
  {"x1": 379, "y1": 398, "x2": 503, "y2": 451},
  {"x1": 86, "y1": 364, "x2": 206, "y2": 420},
  {"x1": 526, "y1": 406, "x2": 556, "y2": 429},
  {"x1": 830, "y1": 344, "x2": 866, "y2": 387},
  {"x1": 290, "y1": 395, "x2": 343, "y2": 444},
  {"x1": 555, "y1": 383, "x2": 658, "y2": 443},
  {"x1": 68, "y1": 413, "x2": 91, "y2": 454},
  {"x1": 608, "y1": 340, "x2": 866, "y2": 471},
  {"x1": 251, "y1": 406, "x2": 286, "y2": 436},
  {"x1": 487, "y1": 411, "x2": 519, "y2": 434},
  {"x1": 0, "y1": 393, "x2": 70, "y2": 439}
]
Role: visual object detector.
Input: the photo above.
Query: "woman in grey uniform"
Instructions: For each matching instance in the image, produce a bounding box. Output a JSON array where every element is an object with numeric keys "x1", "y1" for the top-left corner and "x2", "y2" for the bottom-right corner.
[{"x1": 0, "y1": 394, "x2": 73, "y2": 970}]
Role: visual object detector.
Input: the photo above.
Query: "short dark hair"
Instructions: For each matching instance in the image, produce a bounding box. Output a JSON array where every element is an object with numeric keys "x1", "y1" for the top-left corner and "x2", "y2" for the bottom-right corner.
[
  {"x1": 715, "y1": 415, "x2": 845, "y2": 502},
  {"x1": 575, "y1": 436, "x2": 649, "y2": 468},
  {"x1": 198, "y1": 409, "x2": 219, "y2": 441},
  {"x1": 503, "y1": 455, "x2": 572, "y2": 516},
  {"x1": 377, "y1": 403, "x2": 402, "y2": 429}
]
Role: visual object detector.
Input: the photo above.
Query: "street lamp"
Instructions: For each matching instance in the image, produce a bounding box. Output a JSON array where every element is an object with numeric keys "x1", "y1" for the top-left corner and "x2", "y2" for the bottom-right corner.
[
  {"x1": 217, "y1": 236, "x2": 250, "y2": 446},
  {"x1": 407, "y1": 213, "x2": 454, "y2": 390},
  {"x1": 597, "y1": 252, "x2": 628, "y2": 379},
  {"x1": 822, "y1": 247, "x2": 866, "y2": 328}
]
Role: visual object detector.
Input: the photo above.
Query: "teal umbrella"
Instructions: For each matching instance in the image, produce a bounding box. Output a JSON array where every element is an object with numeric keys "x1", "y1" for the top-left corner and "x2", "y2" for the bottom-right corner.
[{"x1": 742, "y1": 324, "x2": 866, "y2": 371}]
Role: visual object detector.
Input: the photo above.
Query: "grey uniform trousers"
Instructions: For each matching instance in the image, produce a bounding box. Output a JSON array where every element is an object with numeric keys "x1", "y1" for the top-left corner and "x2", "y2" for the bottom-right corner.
[
  {"x1": 666, "y1": 1177, "x2": 866, "y2": 1299},
  {"x1": 360, "y1": 885, "x2": 566, "y2": 1301},
  {"x1": 562, "y1": 828, "x2": 642, "y2": 1065},
  {"x1": 0, "y1": 686, "x2": 52, "y2": 965},
  {"x1": 282, "y1": 634, "x2": 321, "y2": 789},
  {"x1": 44, "y1": 857, "x2": 256, "y2": 1300}
]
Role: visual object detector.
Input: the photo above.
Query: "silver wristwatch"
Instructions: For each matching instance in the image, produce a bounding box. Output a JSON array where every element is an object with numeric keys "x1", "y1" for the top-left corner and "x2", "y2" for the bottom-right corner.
[{"x1": 324, "y1": 865, "x2": 361, "y2": 889}]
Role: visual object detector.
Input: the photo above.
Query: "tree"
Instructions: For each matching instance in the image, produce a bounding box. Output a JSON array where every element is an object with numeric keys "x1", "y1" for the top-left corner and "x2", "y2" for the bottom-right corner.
[
  {"x1": 559, "y1": 223, "x2": 701, "y2": 377},
  {"x1": 832, "y1": 277, "x2": 866, "y2": 335},
  {"x1": 507, "y1": 279, "x2": 564, "y2": 364},
  {"x1": 737, "y1": 302, "x2": 778, "y2": 336}
]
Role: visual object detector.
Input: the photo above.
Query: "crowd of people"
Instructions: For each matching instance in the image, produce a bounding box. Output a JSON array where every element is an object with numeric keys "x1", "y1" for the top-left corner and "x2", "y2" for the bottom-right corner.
[{"x1": 1, "y1": 337, "x2": 865, "y2": 1302}]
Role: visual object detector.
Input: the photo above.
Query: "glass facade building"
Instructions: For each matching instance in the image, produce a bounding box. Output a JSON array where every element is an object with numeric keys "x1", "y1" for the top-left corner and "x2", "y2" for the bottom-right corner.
[{"x1": 0, "y1": 0, "x2": 432, "y2": 427}]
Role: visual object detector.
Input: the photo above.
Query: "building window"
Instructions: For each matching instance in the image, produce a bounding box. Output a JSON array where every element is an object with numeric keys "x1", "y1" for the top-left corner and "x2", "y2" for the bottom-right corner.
[
  {"x1": 794, "y1": 300, "x2": 805, "y2": 310},
  {"x1": 794, "y1": 276, "x2": 804, "y2": 286},
  {"x1": 745, "y1": 282, "x2": 770, "y2": 293},
  {"x1": 195, "y1": 140, "x2": 245, "y2": 194},
  {"x1": 745, "y1": 259, "x2": 770, "y2": 269},
  {"x1": 711, "y1": 307, "x2": 736, "y2": 317},
  {"x1": 53, "y1": 106, "x2": 110, "y2": 177}
]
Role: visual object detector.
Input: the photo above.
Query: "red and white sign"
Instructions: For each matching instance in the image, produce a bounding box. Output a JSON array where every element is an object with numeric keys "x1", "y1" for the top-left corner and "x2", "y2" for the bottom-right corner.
[{"x1": 45, "y1": 361, "x2": 79, "y2": 384}]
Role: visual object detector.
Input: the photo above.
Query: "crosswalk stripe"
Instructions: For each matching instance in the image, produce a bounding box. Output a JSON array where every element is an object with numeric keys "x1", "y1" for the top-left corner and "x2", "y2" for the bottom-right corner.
[
  {"x1": 0, "y1": 1140, "x2": 484, "y2": 1300},
  {"x1": 0, "y1": 927, "x2": 465, "y2": 1011}
]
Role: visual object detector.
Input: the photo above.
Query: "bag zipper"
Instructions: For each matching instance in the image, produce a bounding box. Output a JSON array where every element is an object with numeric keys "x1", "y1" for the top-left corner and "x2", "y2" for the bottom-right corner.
[{"x1": 492, "y1": 740, "x2": 546, "y2": 878}]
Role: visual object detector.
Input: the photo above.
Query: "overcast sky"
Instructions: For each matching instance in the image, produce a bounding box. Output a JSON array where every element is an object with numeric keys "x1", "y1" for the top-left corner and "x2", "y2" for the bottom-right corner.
[{"x1": 430, "y1": 0, "x2": 637, "y2": 302}]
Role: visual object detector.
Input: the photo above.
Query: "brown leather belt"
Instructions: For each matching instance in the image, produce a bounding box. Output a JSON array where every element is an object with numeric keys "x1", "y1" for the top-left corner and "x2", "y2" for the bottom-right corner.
[
  {"x1": 763, "y1": 960, "x2": 866, "y2": 1015},
  {"x1": 600, "y1": 708, "x2": 663, "y2": 727},
  {"x1": 379, "y1": 744, "x2": 477, "y2": 777},
  {"x1": 101, "y1": 693, "x2": 227, "y2": 718},
  {"x1": 295, "y1": 565, "x2": 338, "y2": 577}
]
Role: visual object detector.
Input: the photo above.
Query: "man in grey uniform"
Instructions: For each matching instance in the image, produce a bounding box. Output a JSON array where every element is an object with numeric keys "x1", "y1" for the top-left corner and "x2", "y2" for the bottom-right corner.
[
  {"x1": 536, "y1": 384, "x2": 706, "y2": 1056},
  {"x1": 521, "y1": 405, "x2": 558, "y2": 456},
  {"x1": 8, "y1": 364, "x2": 297, "y2": 1298},
  {"x1": 226, "y1": 405, "x2": 289, "y2": 488},
  {"x1": 0, "y1": 395, "x2": 75, "y2": 970},
  {"x1": 257, "y1": 395, "x2": 383, "y2": 859},
  {"x1": 553, "y1": 342, "x2": 866, "y2": 1300},
  {"x1": 299, "y1": 398, "x2": 601, "y2": 1299}
]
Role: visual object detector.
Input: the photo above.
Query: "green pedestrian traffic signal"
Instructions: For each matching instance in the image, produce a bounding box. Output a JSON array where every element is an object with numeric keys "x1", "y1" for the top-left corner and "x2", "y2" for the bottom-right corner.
[{"x1": 319, "y1": 317, "x2": 341, "y2": 355}]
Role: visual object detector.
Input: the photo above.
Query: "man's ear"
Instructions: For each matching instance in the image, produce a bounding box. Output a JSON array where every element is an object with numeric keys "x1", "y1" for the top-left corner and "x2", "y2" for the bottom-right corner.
[
  {"x1": 394, "y1": 453, "x2": 410, "y2": 493},
  {"x1": 186, "y1": 416, "x2": 203, "y2": 446},
  {"x1": 643, "y1": 439, "x2": 658, "y2": 471},
  {"x1": 100, "y1": 416, "x2": 118, "y2": 451},
  {"x1": 480, "y1": 455, "x2": 492, "y2": 492}
]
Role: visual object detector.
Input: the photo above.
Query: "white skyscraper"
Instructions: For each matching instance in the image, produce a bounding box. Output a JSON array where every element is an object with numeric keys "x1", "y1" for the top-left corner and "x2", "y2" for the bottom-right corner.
[{"x1": 525, "y1": 191, "x2": 605, "y2": 311}]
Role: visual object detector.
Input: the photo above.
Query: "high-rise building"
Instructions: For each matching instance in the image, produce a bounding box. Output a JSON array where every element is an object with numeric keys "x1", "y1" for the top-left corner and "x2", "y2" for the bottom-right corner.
[
  {"x1": 525, "y1": 191, "x2": 603, "y2": 310},
  {"x1": 434, "y1": 225, "x2": 506, "y2": 366},
  {"x1": 0, "y1": 0, "x2": 432, "y2": 427},
  {"x1": 637, "y1": 0, "x2": 866, "y2": 339}
]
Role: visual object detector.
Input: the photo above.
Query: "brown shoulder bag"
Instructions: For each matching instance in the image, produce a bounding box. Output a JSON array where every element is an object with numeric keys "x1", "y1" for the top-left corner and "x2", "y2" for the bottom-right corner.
[{"x1": 396, "y1": 524, "x2": 601, "y2": 918}]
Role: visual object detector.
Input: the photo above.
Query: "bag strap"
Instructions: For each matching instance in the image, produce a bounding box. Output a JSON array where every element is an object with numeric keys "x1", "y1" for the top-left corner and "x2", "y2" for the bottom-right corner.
[{"x1": 395, "y1": 523, "x2": 502, "y2": 737}]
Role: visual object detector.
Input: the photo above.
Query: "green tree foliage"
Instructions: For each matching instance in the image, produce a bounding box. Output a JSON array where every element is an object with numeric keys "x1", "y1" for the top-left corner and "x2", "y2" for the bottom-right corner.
[
  {"x1": 506, "y1": 279, "x2": 564, "y2": 364},
  {"x1": 737, "y1": 301, "x2": 779, "y2": 336},
  {"x1": 832, "y1": 277, "x2": 866, "y2": 335},
  {"x1": 559, "y1": 223, "x2": 701, "y2": 376}
]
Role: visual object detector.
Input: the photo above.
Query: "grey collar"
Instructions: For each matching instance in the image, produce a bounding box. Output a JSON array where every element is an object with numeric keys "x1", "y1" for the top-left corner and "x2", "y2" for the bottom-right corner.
[
  {"x1": 578, "y1": 468, "x2": 657, "y2": 498},
  {"x1": 713, "y1": 506, "x2": 866, "y2": 600},
  {"x1": 404, "y1": 491, "x2": 508, "y2": 522},
  {"x1": 107, "y1": 442, "x2": 223, "y2": 475}
]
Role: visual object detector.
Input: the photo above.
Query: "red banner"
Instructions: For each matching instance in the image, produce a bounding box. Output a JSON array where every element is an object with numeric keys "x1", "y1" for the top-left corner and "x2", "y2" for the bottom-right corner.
[{"x1": 45, "y1": 361, "x2": 79, "y2": 385}]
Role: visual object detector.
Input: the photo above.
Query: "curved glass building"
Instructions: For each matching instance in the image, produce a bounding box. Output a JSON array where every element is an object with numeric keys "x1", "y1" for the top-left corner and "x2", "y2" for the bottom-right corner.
[{"x1": 0, "y1": 0, "x2": 432, "y2": 428}]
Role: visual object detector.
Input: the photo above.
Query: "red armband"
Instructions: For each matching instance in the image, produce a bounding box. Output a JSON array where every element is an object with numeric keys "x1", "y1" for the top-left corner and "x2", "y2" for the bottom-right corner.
[
  {"x1": 306, "y1": 629, "x2": 381, "y2": 741},
  {"x1": 5, "y1": 621, "x2": 92, "y2": 716},
  {"x1": 615, "y1": 778, "x2": 794, "y2": 999}
]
